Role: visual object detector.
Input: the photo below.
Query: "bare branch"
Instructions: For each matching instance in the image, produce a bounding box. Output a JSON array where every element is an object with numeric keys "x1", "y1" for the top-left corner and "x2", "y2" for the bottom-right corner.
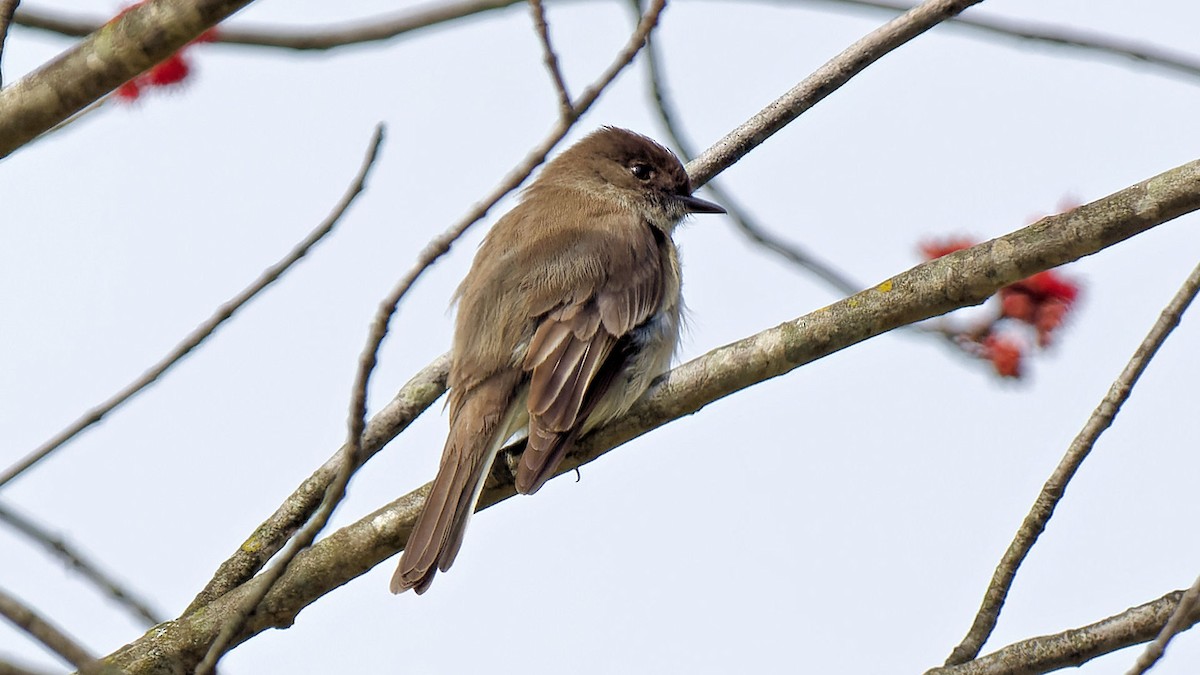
[
  {"x1": 636, "y1": 0, "x2": 862, "y2": 296},
  {"x1": 0, "y1": 0, "x2": 257, "y2": 159},
  {"x1": 1127, "y1": 568, "x2": 1200, "y2": 672},
  {"x1": 0, "y1": 657, "x2": 56, "y2": 675},
  {"x1": 528, "y1": 0, "x2": 573, "y2": 118},
  {"x1": 0, "y1": 0, "x2": 19, "y2": 87},
  {"x1": 12, "y1": 0, "x2": 527, "y2": 51},
  {"x1": 13, "y1": 0, "x2": 1200, "y2": 87},
  {"x1": 812, "y1": 0, "x2": 1200, "y2": 80},
  {"x1": 687, "y1": 0, "x2": 985, "y2": 187},
  {"x1": 928, "y1": 588, "x2": 1200, "y2": 675},
  {"x1": 190, "y1": 124, "x2": 387, "y2": 674},
  {"x1": 945, "y1": 259, "x2": 1200, "y2": 665},
  {"x1": 0, "y1": 501, "x2": 163, "y2": 626},
  {"x1": 184, "y1": 353, "x2": 449, "y2": 614},
  {"x1": 0, "y1": 586, "x2": 94, "y2": 671},
  {"x1": 101, "y1": 152, "x2": 1200, "y2": 674},
  {"x1": 0, "y1": 123, "x2": 385, "y2": 490}
]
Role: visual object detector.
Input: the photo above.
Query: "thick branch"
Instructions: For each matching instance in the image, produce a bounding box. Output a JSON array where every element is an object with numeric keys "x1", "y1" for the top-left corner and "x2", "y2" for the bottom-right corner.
[
  {"x1": 0, "y1": 0, "x2": 256, "y2": 159},
  {"x1": 103, "y1": 155, "x2": 1200, "y2": 675},
  {"x1": 928, "y1": 589, "x2": 1200, "y2": 675}
]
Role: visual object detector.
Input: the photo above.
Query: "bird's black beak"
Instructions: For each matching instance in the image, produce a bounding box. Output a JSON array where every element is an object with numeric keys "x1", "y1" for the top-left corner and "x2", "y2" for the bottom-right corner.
[{"x1": 678, "y1": 193, "x2": 726, "y2": 215}]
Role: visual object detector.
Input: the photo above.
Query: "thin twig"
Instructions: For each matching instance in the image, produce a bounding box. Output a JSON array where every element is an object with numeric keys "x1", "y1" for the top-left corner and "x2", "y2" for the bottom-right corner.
[
  {"x1": 635, "y1": 0, "x2": 862, "y2": 296},
  {"x1": 13, "y1": 0, "x2": 1200, "y2": 86},
  {"x1": 185, "y1": 353, "x2": 449, "y2": 613},
  {"x1": 0, "y1": 0, "x2": 19, "y2": 87},
  {"x1": 0, "y1": 586, "x2": 95, "y2": 670},
  {"x1": 191, "y1": 123, "x2": 388, "y2": 674},
  {"x1": 0, "y1": 124, "x2": 387, "y2": 491},
  {"x1": 529, "y1": 0, "x2": 573, "y2": 118},
  {"x1": 1129, "y1": 565, "x2": 1200, "y2": 668},
  {"x1": 945, "y1": 260, "x2": 1200, "y2": 665},
  {"x1": 12, "y1": 0, "x2": 528, "y2": 51},
  {"x1": 812, "y1": 0, "x2": 1200, "y2": 80},
  {"x1": 0, "y1": 500, "x2": 162, "y2": 625},
  {"x1": 0, "y1": 657, "x2": 56, "y2": 675},
  {"x1": 192, "y1": 4, "x2": 664, "y2": 669},
  {"x1": 686, "y1": 0, "x2": 985, "y2": 188}
]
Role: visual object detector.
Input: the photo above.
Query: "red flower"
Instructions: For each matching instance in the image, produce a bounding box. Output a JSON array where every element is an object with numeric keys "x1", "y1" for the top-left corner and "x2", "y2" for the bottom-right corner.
[
  {"x1": 146, "y1": 54, "x2": 190, "y2": 86},
  {"x1": 919, "y1": 237, "x2": 977, "y2": 261},
  {"x1": 1034, "y1": 299, "x2": 1071, "y2": 347},
  {"x1": 983, "y1": 335, "x2": 1023, "y2": 379},
  {"x1": 999, "y1": 290, "x2": 1036, "y2": 323},
  {"x1": 108, "y1": 2, "x2": 219, "y2": 103},
  {"x1": 1010, "y1": 270, "x2": 1080, "y2": 305}
]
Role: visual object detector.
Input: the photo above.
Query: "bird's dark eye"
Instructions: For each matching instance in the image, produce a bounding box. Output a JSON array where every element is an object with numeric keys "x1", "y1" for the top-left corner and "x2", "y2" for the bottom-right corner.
[{"x1": 630, "y1": 163, "x2": 654, "y2": 181}]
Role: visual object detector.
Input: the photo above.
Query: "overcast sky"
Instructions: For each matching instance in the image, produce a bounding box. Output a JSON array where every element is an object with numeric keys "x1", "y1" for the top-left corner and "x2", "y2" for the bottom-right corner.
[{"x1": 2, "y1": 1, "x2": 1199, "y2": 673}]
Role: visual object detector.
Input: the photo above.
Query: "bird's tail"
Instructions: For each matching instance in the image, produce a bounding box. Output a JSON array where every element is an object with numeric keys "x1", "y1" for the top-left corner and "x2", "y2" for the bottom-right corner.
[{"x1": 391, "y1": 375, "x2": 524, "y2": 594}]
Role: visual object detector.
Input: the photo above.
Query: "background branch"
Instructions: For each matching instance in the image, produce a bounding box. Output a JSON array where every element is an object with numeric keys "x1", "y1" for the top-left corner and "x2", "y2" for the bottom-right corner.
[
  {"x1": 812, "y1": 0, "x2": 1200, "y2": 80},
  {"x1": 945, "y1": 259, "x2": 1200, "y2": 664},
  {"x1": 0, "y1": 121, "x2": 386, "y2": 490},
  {"x1": 687, "y1": 0, "x2": 984, "y2": 187},
  {"x1": 1128, "y1": 572, "x2": 1200, "y2": 674},
  {"x1": 191, "y1": 123, "x2": 387, "y2": 675},
  {"x1": 0, "y1": 0, "x2": 18, "y2": 87},
  {"x1": 0, "y1": 501, "x2": 162, "y2": 626},
  {"x1": 637, "y1": 0, "x2": 862, "y2": 296},
  {"x1": 0, "y1": 587, "x2": 94, "y2": 671},
  {"x1": 0, "y1": 0, "x2": 257, "y2": 158},
  {"x1": 10, "y1": 0, "x2": 1200, "y2": 86},
  {"x1": 928, "y1": 588, "x2": 1200, "y2": 675},
  {"x1": 528, "y1": 0, "x2": 573, "y2": 118}
]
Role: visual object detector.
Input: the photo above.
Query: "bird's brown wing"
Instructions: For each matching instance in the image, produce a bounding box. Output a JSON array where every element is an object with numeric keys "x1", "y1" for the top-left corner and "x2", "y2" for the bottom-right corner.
[{"x1": 516, "y1": 232, "x2": 666, "y2": 495}]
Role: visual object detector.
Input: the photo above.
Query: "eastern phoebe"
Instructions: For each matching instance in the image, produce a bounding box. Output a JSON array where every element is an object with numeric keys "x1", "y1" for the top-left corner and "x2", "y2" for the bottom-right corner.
[{"x1": 391, "y1": 127, "x2": 724, "y2": 594}]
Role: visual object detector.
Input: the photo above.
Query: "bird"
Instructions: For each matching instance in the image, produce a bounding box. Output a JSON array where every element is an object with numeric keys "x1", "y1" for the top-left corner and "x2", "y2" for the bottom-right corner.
[{"x1": 391, "y1": 127, "x2": 724, "y2": 594}]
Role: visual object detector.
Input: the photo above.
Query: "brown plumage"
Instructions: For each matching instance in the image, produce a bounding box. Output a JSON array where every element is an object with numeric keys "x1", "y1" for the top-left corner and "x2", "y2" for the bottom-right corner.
[{"x1": 391, "y1": 127, "x2": 724, "y2": 594}]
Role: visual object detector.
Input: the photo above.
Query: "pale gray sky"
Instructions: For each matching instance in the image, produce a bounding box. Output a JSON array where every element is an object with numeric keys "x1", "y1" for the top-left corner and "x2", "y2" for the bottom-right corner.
[{"x1": 2, "y1": 1, "x2": 1199, "y2": 673}]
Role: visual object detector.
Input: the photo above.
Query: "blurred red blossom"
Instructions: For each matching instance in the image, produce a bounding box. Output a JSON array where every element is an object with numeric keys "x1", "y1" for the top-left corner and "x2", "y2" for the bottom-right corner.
[
  {"x1": 919, "y1": 225, "x2": 1082, "y2": 379},
  {"x1": 110, "y1": 3, "x2": 219, "y2": 102},
  {"x1": 982, "y1": 335, "x2": 1023, "y2": 379}
]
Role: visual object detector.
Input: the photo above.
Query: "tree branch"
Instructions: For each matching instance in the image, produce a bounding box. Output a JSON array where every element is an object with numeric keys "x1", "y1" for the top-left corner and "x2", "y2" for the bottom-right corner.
[
  {"x1": 0, "y1": 500, "x2": 163, "y2": 625},
  {"x1": 13, "y1": 0, "x2": 1200, "y2": 88},
  {"x1": 0, "y1": 586, "x2": 95, "y2": 671},
  {"x1": 812, "y1": 0, "x2": 1200, "y2": 80},
  {"x1": 190, "y1": 124, "x2": 388, "y2": 674},
  {"x1": 686, "y1": 0, "x2": 984, "y2": 187},
  {"x1": 528, "y1": 0, "x2": 573, "y2": 118},
  {"x1": 636, "y1": 0, "x2": 863, "y2": 296},
  {"x1": 0, "y1": 0, "x2": 19, "y2": 87},
  {"x1": 11, "y1": 0, "x2": 528, "y2": 51},
  {"x1": 0, "y1": 0, "x2": 257, "y2": 159},
  {"x1": 0, "y1": 122, "x2": 386, "y2": 490},
  {"x1": 928, "y1": 588, "x2": 1200, "y2": 675},
  {"x1": 103, "y1": 153, "x2": 1200, "y2": 675},
  {"x1": 945, "y1": 259, "x2": 1200, "y2": 665},
  {"x1": 1128, "y1": 571, "x2": 1200, "y2": 673}
]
